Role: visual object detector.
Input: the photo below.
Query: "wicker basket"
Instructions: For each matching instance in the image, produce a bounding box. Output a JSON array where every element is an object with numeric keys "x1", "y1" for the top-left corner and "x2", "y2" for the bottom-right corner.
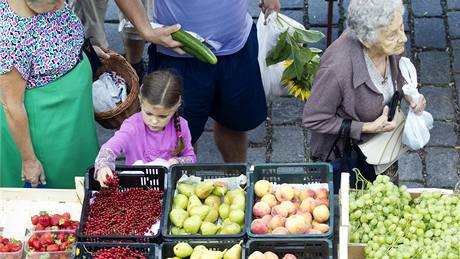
[{"x1": 93, "y1": 48, "x2": 140, "y2": 129}]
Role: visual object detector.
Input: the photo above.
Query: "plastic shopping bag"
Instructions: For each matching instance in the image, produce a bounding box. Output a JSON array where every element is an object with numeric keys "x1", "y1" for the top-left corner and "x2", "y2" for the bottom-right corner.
[
  {"x1": 399, "y1": 57, "x2": 433, "y2": 150},
  {"x1": 257, "y1": 12, "x2": 305, "y2": 99}
]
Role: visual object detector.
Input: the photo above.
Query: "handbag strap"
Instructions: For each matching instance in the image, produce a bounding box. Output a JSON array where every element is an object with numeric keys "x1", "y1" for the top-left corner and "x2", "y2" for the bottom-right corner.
[{"x1": 326, "y1": 119, "x2": 352, "y2": 162}]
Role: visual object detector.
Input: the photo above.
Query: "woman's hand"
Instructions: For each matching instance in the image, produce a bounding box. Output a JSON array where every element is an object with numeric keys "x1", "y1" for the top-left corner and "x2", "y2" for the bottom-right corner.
[
  {"x1": 142, "y1": 25, "x2": 185, "y2": 55},
  {"x1": 406, "y1": 94, "x2": 427, "y2": 114},
  {"x1": 362, "y1": 106, "x2": 397, "y2": 133},
  {"x1": 92, "y1": 46, "x2": 110, "y2": 59},
  {"x1": 168, "y1": 158, "x2": 179, "y2": 166},
  {"x1": 96, "y1": 167, "x2": 114, "y2": 188},
  {"x1": 22, "y1": 158, "x2": 45, "y2": 187}
]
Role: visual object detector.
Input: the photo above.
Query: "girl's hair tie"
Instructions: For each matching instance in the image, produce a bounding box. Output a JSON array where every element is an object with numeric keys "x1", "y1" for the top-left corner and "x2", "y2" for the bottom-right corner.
[{"x1": 176, "y1": 131, "x2": 182, "y2": 138}]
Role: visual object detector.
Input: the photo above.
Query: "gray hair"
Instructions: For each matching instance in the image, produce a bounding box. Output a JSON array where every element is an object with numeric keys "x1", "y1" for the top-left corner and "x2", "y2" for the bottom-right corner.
[{"x1": 347, "y1": 0, "x2": 405, "y2": 45}]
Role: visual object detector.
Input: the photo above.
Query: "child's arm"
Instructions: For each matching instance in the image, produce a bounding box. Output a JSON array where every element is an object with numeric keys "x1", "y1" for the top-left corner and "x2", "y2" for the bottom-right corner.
[{"x1": 173, "y1": 119, "x2": 197, "y2": 164}]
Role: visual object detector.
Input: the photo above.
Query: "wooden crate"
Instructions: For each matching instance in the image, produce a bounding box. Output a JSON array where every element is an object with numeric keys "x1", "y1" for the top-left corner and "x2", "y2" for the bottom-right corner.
[
  {"x1": 338, "y1": 173, "x2": 454, "y2": 259},
  {"x1": 0, "y1": 177, "x2": 84, "y2": 240}
]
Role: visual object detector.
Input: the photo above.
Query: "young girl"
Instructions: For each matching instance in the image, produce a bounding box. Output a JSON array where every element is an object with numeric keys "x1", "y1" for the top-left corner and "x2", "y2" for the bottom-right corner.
[{"x1": 94, "y1": 69, "x2": 196, "y2": 186}]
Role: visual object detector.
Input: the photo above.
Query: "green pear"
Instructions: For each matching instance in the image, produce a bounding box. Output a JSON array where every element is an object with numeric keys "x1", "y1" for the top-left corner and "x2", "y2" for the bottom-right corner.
[
  {"x1": 170, "y1": 226, "x2": 182, "y2": 235},
  {"x1": 229, "y1": 209, "x2": 245, "y2": 224},
  {"x1": 202, "y1": 250, "x2": 224, "y2": 259},
  {"x1": 183, "y1": 215, "x2": 202, "y2": 234},
  {"x1": 204, "y1": 207, "x2": 219, "y2": 222},
  {"x1": 190, "y1": 245, "x2": 208, "y2": 259},
  {"x1": 169, "y1": 208, "x2": 188, "y2": 228},
  {"x1": 189, "y1": 205, "x2": 211, "y2": 220},
  {"x1": 219, "y1": 204, "x2": 230, "y2": 219},
  {"x1": 193, "y1": 245, "x2": 208, "y2": 253},
  {"x1": 187, "y1": 195, "x2": 202, "y2": 212},
  {"x1": 173, "y1": 194, "x2": 189, "y2": 210},
  {"x1": 166, "y1": 257, "x2": 181, "y2": 259},
  {"x1": 212, "y1": 184, "x2": 228, "y2": 196},
  {"x1": 195, "y1": 181, "x2": 215, "y2": 199},
  {"x1": 200, "y1": 221, "x2": 220, "y2": 235},
  {"x1": 230, "y1": 194, "x2": 246, "y2": 211},
  {"x1": 177, "y1": 183, "x2": 195, "y2": 197},
  {"x1": 204, "y1": 195, "x2": 221, "y2": 209},
  {"x1": 223, "y1": 242, "x2": 242, "y2": 259},
  {"x1": 220, "y1": 222, "x2": 241, "y2": 235},
  {"x1": 174, "y1": 242, "x2": 193, "y2": 258},
  {"x1": 178, "y1": 228, "x2": 190, "y2": 235}
]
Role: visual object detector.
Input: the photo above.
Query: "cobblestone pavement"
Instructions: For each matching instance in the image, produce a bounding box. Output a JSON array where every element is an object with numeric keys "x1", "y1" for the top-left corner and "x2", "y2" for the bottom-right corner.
[{"x1": 97, "y1": 0, "x2": 460, "y2": 189}]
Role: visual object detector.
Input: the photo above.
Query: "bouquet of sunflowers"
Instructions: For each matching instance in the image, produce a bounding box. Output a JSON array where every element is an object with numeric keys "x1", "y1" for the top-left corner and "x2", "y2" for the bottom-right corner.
[{"x1": 265, "y1": 14, "x2": 324, "y2": 101}]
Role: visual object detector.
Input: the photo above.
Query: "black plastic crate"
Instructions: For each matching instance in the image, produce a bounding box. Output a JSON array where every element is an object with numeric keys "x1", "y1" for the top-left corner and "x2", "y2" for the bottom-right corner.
[
  {"x1": 161, "y1": 239, "x2": 244, "y2": 259},
  {"x1": 246, "y1": 238, "x2": 333, "y2": 259},
  {"x1": 77, "y1": 165, "x2": 167, "y2": 243},
  {"x1": 246, "y1": 163, "x2": 334, "y2": 239},
  {"x1": 73, "y1": 242, "x2": 158, "y2": 258},
  {"x1": 162, "y1": 163, "x2": 248, "y2": 239}
]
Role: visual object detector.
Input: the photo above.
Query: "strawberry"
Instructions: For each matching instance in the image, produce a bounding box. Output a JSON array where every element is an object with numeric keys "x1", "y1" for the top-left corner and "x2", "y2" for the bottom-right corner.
[
  {"x1": 50, "y1": 214, "x2": 60, "y2": 226},
  {"x1": 38, "y1": 212, "x2": 50, "y2": 227},
  {"x1": 31, "y1": 215, "x2": 39, "y2": 225},
  {"x1": 58, "y1": 217, "x2": 70, "y2": 228},
  {"x1": 34, "y1": 224, "x2": 45, "y2": 231},
  {"x1": 32, "y1": 240, "x2": 41, "y2": 250},
  {"x1": 0, "y1": 246, "x2": 8, "y2": 253},
  {"x1": 1, "y1": 238, "x2": 8, "y2": 245},
  {"x1": 62, "y1": 213, "x2": 71, "y2": 220},
  {"x1": 47, "y1": 244, "x2": 59, "y2": 252}
]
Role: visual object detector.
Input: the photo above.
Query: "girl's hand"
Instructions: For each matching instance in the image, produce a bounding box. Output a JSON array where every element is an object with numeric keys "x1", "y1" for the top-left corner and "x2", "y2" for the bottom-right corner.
[
  {"x1": 168, "y1": 158, "x2": 179, "y2": 166},
  {"x1": 407, "y1": 94, "x2": 427, "y2": 114},
  {"x1": 96, "y1": 167, "x2": 114, "y2": 188},
  {"x1": 21, "y1": 158, "x2": 45, "y2": 187},
  {"x1": 362, "y1": 106, "x2": 397, "y2": 133}
]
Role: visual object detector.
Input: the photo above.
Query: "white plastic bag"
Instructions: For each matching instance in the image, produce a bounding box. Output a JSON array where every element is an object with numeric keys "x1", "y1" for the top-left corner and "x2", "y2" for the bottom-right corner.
[
  {"x1": 257, "y1": 12, "x2": 305, "y2": 99},
  {"x1": 399, "y1": 57, "x2": 433, "y2": 150}
]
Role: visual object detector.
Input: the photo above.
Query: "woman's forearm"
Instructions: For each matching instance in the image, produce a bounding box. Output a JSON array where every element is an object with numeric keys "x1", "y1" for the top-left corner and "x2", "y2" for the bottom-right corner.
[
  {"x1": 114, "y1": 0, "x2": 152, "y2": 38},
  {"x1": 3, "y1": 103, "x2": 36, "y2": 161}
]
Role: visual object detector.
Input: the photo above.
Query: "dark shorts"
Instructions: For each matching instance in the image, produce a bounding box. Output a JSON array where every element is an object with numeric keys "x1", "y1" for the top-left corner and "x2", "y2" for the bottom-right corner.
[{"x1": 147, "y1": 24, "x2": 267, "y2": 144}]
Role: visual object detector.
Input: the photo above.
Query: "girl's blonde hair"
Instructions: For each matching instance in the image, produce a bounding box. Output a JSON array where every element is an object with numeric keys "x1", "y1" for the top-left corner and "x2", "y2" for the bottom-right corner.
[{"x1": 142, "y1": 70, "x2": 185, "y2": 155}]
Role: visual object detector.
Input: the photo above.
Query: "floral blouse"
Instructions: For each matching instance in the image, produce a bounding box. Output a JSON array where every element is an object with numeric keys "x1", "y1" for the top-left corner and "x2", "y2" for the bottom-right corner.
[{"x1": 0, "y1": 0, "x2": 84, "y2": 88}]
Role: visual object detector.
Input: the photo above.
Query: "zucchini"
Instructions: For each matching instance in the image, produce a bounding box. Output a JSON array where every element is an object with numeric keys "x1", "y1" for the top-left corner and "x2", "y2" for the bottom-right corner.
[{"x1": 171, "y1": 29, "x2": 218, "y2": 65}]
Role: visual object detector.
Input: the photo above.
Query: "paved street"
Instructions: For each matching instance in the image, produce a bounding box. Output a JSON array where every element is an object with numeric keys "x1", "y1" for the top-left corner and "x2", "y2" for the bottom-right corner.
[{"x1": 97, "y1": 0, "x2": 460, "y2": 189}]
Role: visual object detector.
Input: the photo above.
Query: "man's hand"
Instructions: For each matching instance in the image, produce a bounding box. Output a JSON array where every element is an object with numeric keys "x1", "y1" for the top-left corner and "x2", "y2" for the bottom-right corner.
[
  {"x1": 22, "y1": 158, "x2": 45, "y2": 187},
  {"x1": 259, "y1": 0, "x2": 281, "y2": 19},
  {"x1": 143, "y1": 25, "x2": 186, "y2": 55}
]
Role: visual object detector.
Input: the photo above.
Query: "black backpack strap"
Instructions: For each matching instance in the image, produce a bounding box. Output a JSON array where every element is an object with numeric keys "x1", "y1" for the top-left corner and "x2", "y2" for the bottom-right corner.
[
  {"x1": 326, "y1": 119, "x2": 352, "y2": 172},
  {"x1": 81, "y1": 38, "x2": 103, "y2": 76}
]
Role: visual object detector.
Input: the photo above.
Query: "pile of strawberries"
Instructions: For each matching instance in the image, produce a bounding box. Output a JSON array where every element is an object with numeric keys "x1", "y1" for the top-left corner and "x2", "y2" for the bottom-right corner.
[
  {"x1": 94, "y1": 247, "x2": 147, "y2": 259},
  {"x1": 31, "y1": 212, "x2": 79, "y2": 231},
  {"x1": 27, "y1": 231, "x2": 76, "y2": 253},
  {"x1": 0, "y1": 236, "x2": 22, "y2": 253}
]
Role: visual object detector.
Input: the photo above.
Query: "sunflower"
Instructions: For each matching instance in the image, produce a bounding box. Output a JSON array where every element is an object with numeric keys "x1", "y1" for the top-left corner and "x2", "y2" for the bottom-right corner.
[{"x1": 282, "y1": 60, "x2": 311, "y2": 102}]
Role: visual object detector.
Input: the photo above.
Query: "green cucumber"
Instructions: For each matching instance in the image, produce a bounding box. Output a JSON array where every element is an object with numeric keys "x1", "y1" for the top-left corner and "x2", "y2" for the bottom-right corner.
[{"x1": 171, "y1": 29, "x2": 218, "y2": 65}]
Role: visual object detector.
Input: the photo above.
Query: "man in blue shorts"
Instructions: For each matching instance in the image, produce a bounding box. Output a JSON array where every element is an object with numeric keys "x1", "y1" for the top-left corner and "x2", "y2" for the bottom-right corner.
[{"x1": 115, "y1": 0, "x2": 281, "y2": 162}]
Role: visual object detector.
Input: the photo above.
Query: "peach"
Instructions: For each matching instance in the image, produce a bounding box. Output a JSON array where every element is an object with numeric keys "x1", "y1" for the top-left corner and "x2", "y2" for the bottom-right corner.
[
  {"x1": 306, "y1": 228, "x2": 322, "y2": 234},
  {"x1": 295, "y1": 211, "x2": 313, "y2": 225},
  {"x1": 293, "y1": 187, "x2": 301, "y2": 199},
  {"x1": 268, "y1": 215, "x2": 286, "y2": 229},
  {"x1": 282, "y1": 254, "x2": 297, "y2": 259},
  {"x1": 272, "y1": 226, "x2": 289, "y2": 235},
  {"x1": 261, "y1": 214, "x2": 273, "y2": 225},
  {"x1": 313, "y1": 223, "x2": 330, "y2": 233},
  {"x1": 312, "y1": 205, "x2": 330, "y2": 223},
  {"x1": 299, "y1": 197, "x2": 319, "y2": 213},
  {"x1": 251, "y1": 219, "x2": 269, "y2": 234},
  {"x1": 248, "y1": 251, "x2": 265, "y2": 259},
  {"x1": 280, "y1": 201, "x2": 296, "y2": 215},
  {"x1": 275, "y1": 184, "x2": 294, "y2": 202},
  {"x1": 264, "y1": 251, "x2": 279, "y2": 259},
  {"x1": 315, "y1": 187, "x2": 329, "y2": 199},
  {"x1": 316, "y1": 197, "x2": 329, "y2": 208},
  {"x1": 261, "y1": 194, "x2": 278, "y2": 208},
  {"x1": 299, "y1": 188, "x2": 316, "y2": 200},
  {"x1": 253, "y1": 201, "x2": 271, "y2": 218},
  {"x1": 271, "y1": 205, "x2": 288, "y2": 218},
  {"x1": 285, "y1": 215, "x2": 308, "y2": 234},
  {"x1": 254, "y1": 180, "x2": 272, "y2": 198}
]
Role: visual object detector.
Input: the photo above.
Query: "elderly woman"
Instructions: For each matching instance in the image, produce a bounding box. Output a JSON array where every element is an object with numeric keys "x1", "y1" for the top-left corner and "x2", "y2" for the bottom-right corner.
[
  {"x1": 303, "y1": 0, "x2": 426, "y2": 192},
  {"x1": 0, "y1": 0, "x2": 99, "y2": 188}
]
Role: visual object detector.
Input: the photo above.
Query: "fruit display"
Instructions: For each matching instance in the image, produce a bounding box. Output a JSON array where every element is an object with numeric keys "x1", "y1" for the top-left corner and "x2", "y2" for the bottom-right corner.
[
  {"x1": 250, "y1": 180, "x2": 330, "y2": 235},
  {"x1": 30, "y1": 211, "x2": 79, "y2": 231},
  {"x1": 0, "y1": 235, "x2": 22, "y2": 259},
  {"x1": 248, "y1": 251, "x2": 297, "y2": 259},
  {"x1": 81, "y1": 175, "x2": 164, "y2": 236},
  {"x1": 25, "y1": 230, "x2": 76, "y2": 258},
  {"x1": 165, "y1": 241, "x2": 242, "y2": 259},
  {"x1": 349, "y1": 173, "x2": 460, "y2": 258},
  {"x1": 73, "y1": 242, "x2": 157, "y2": 259},
  {"x1": 92, "y1": 247, "x2": 147, "y2": 259},
  {"x1": 168, "y1": 180, "x2": 246, "y2": 236}
]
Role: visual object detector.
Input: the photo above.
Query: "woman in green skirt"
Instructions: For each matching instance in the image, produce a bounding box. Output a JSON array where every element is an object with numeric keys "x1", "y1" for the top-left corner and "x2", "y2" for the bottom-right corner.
[{"x1": 0, "y1": 0, "x2": 99, "y2": 188}]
